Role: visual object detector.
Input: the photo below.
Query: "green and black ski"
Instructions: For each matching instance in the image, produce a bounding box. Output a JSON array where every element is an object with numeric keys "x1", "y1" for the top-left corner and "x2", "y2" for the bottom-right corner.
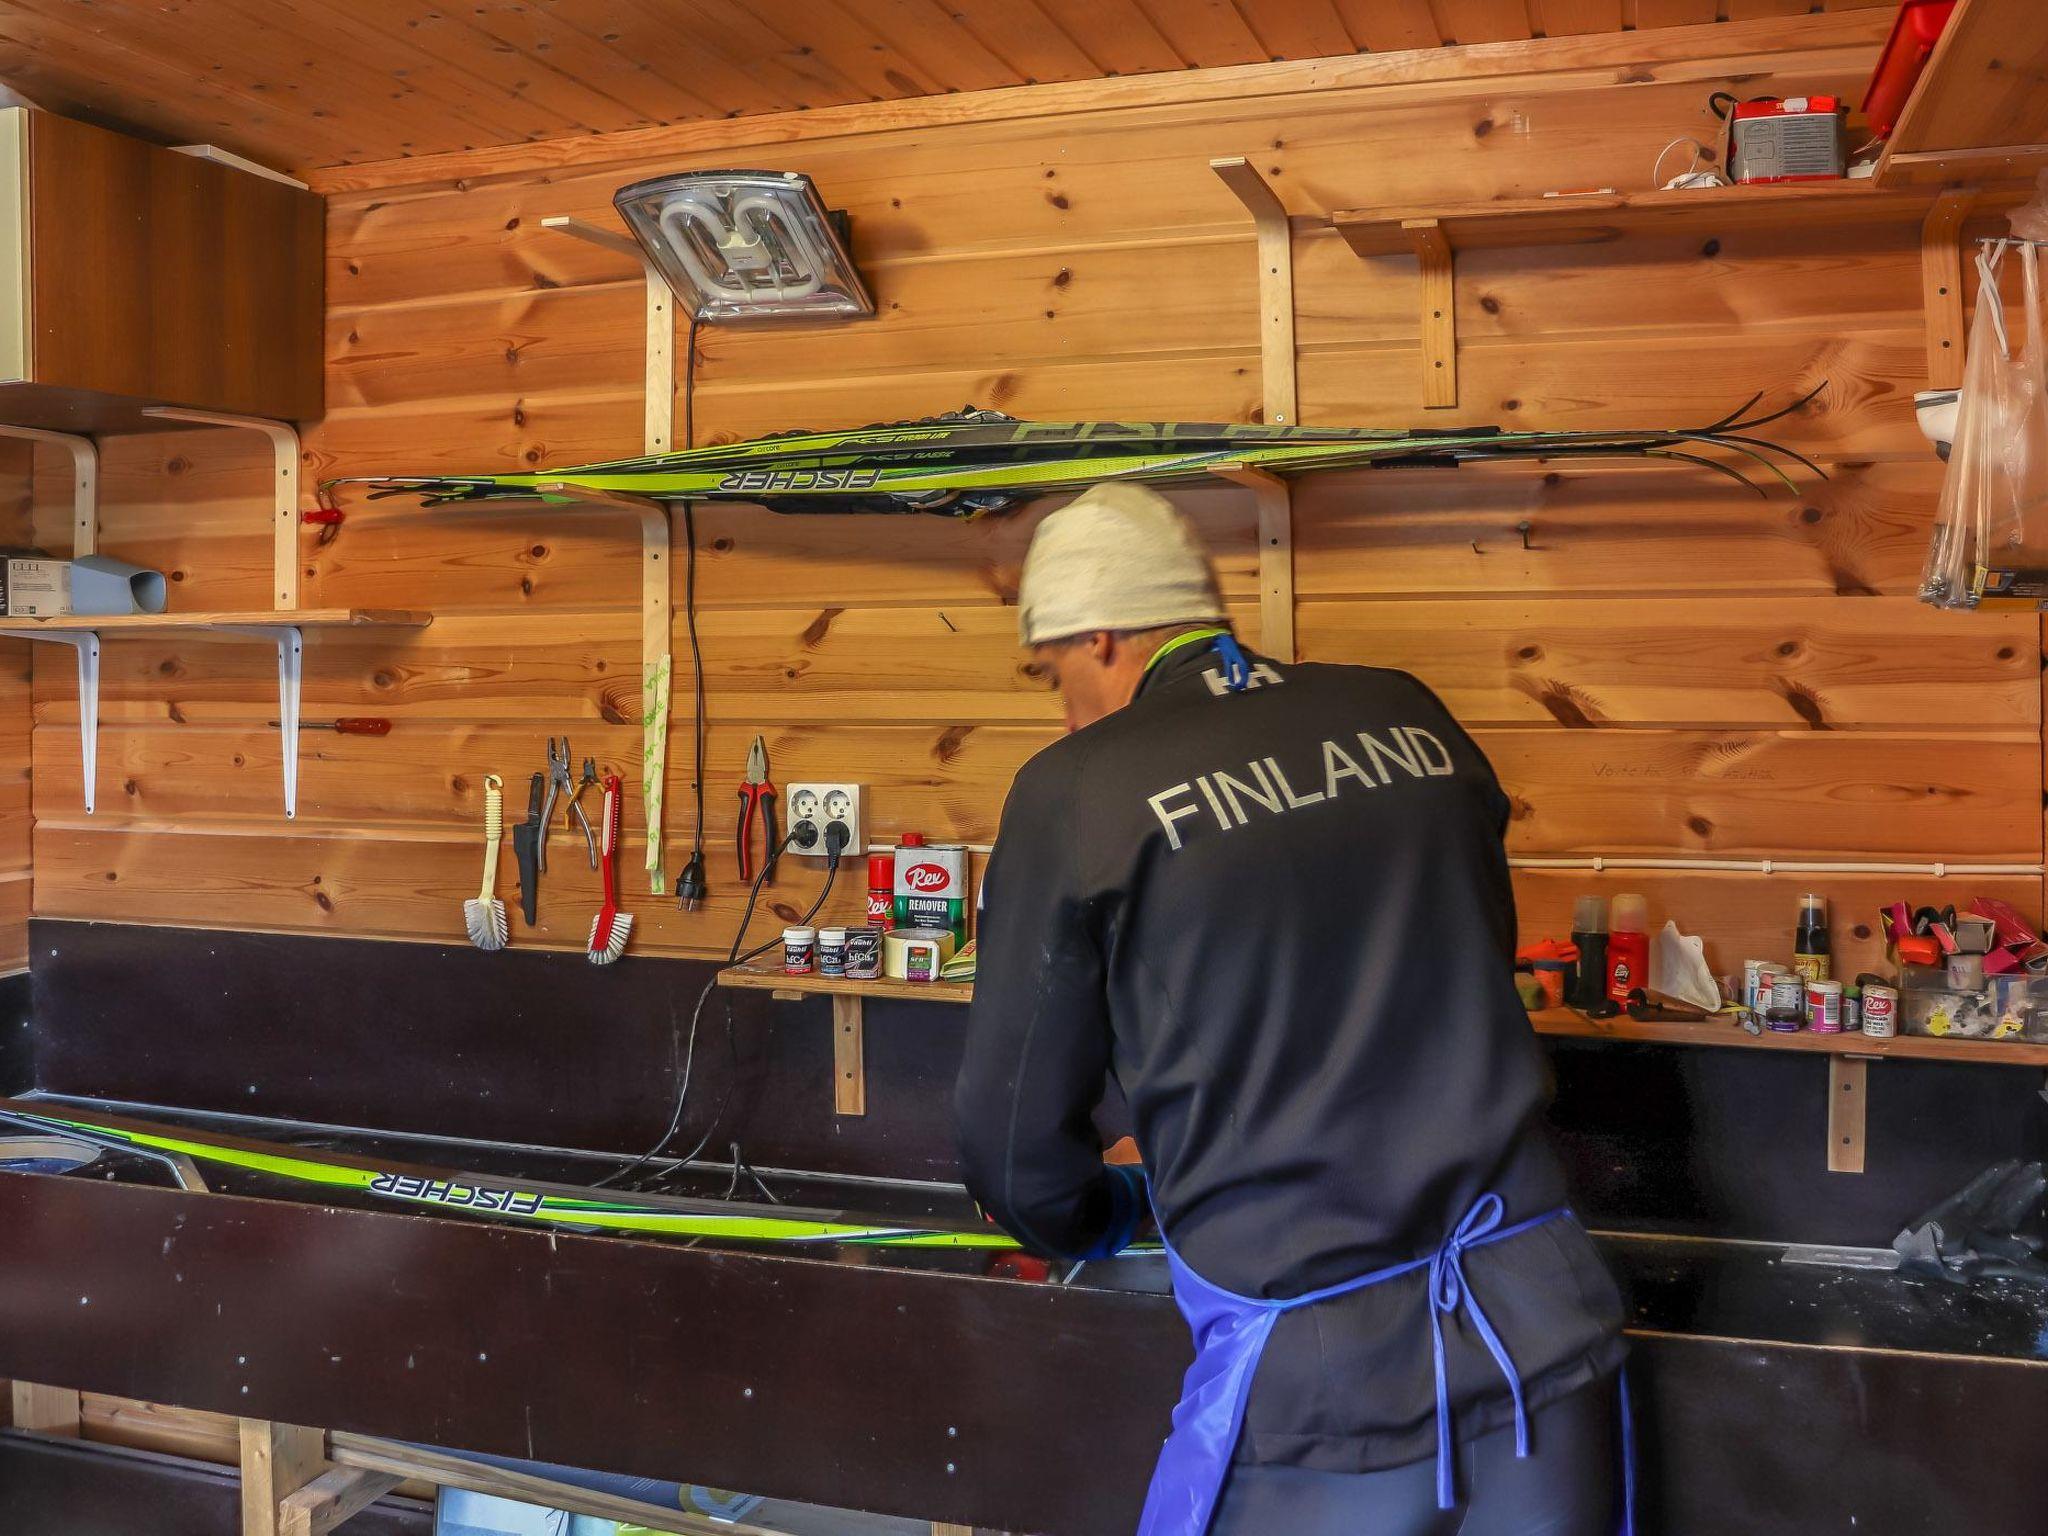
[
  {"x1": 0, "y1": 1100, "x2": 1153, "y2": 1255},
  {"x1": 322, "y1": 392, "x2": 1823, "y2": 518}
]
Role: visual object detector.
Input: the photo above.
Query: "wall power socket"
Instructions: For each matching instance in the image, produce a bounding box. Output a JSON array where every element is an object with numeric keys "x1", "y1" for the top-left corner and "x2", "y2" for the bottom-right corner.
[{"x1": 785, "y1": 782, "x2": 862, "y2": 861}]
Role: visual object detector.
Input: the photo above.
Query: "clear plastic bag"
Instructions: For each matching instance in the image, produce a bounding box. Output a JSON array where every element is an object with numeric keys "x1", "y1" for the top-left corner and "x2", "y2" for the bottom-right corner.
[{"x1": 1925, "y1": 240, "x2": 2048, "y2": 608}]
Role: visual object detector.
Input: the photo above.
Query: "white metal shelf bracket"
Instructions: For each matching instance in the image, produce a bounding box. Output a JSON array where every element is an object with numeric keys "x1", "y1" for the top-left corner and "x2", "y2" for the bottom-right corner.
[
  {"x1": 1212, "y1": 157, "x2": 1299, "y2": 662},
  {"x1": 0, "y1": 424, "x2": 98, "y2": 555},
  {"x1": 214, "y1": 625, "x2": 305, "y2": 818},
  {"x1": 541, "y1": 215, "x2": 678, "y2": 895},
  {"x1": 141, "y1": 406, "x2": 303, "y2": 609},
  {"x1": 0, "y1": 629, "x2": 97, "y2": 813}
]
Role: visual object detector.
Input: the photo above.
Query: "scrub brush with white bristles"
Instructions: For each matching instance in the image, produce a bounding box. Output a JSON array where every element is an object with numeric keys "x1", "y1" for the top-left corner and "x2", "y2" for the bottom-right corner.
[
  {"x1": 588, "y1": 773, "x2": 631, "y2": 964},
  {"x1": 464, "y1": 774, "x2": 509, "y2": 951}
]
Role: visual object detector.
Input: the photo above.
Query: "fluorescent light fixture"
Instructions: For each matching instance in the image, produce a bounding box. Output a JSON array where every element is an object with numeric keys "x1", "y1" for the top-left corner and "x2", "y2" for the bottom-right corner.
[{"x1": 613, "y1": 169, "x2": 874, "y2": 323}]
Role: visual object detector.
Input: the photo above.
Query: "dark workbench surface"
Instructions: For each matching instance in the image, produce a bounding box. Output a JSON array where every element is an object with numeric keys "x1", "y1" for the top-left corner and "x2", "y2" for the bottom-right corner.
[{"x1": 14, "y1": 1090, "x2": 2048, "y2": 1369}]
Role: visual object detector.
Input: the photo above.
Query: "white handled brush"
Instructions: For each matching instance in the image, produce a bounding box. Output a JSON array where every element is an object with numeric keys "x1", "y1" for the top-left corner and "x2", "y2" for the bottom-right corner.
[
  {"x1": 464, "y1": 773, "x2": 509, "y2": 951},
  {"x1": 587, "y1": 773, "x2": 631, "y2": 964}
]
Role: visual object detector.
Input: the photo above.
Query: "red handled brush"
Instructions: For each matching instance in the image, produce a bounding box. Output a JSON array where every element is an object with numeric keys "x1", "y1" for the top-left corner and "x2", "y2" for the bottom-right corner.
[{"x1": 587, "y1": 773, "x2": 631, "y2": 964}]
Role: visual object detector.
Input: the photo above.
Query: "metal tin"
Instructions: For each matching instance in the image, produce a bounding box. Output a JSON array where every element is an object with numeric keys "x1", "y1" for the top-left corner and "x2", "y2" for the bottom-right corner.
[
  {"x1": 1743, "y1": 959, "x2": 1773, "y2": 1012},
  {"x1": 843, "y1": 927, "x2": 883, "y2": 981},
  {"x1": 1842, "y1": 990, "x2": 1860, "y2": 1034},
  {"x1": 816, "y1": 926, "x2": 849, "y2": 978},
  {"x1": 1806, "y1": 978, "x2": 1844, "y2": 1033},
  {"x1": 1767, "y1": 969, "x2": 1805, "y2": 1030},
  {"x1": 1861, "y1": 983, "x2": 1898, "y2": 1038}
]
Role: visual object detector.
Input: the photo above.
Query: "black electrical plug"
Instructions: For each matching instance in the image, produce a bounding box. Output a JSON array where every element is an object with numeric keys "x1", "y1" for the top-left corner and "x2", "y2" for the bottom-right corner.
[
  {"x1": 677, "y1": 852, "x2": 708, "y2": 912},
  {"x1": 788, "y1": 821, "x2": 820, "y2": 852},
  {"x1": 823, "y1": 821, "x2": 851, "y2": 860}
]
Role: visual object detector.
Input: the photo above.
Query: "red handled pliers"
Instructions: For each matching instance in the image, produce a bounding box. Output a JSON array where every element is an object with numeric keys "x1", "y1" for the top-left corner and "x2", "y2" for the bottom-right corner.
[{"x1": 736, "y1": 735, "x2": 778, "y2": 885}]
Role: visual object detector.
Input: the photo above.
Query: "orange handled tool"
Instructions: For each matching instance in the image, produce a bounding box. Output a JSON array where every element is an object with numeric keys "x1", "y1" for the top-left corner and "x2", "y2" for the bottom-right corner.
[{"x1": 736, "y1": 734, "x2": 778, "y2": 885}]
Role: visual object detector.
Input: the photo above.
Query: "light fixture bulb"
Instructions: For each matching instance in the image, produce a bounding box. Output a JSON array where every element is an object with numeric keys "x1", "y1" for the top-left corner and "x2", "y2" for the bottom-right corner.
[{"x1": 613, "y1": 169, "x2": 874, "y2": 323}]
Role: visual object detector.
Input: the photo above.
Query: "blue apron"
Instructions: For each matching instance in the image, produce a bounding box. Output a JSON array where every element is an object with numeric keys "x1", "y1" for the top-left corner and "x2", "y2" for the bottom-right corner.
[{"x1": 1133, "y1": 1193, "x2": 1634, "y2": 1536}]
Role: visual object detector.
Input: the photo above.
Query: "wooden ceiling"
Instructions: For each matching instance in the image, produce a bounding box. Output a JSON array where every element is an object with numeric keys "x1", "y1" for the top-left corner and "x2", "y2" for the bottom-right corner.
[{"x1": 0, "y1": 0, "x2": 1900, "y2": 173}]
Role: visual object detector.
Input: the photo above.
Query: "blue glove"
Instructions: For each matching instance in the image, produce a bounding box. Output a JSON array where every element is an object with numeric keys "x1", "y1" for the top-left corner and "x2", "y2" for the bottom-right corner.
[{"x1": 1081, "y1": 1161, "x2": 1149, "y2": 1259}]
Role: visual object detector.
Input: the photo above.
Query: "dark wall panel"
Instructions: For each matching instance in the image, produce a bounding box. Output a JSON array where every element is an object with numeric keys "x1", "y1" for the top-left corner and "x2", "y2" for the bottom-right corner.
[
  {"x1": 28, "y1": 921, "x2": 2048, "y2": 1246},
  {"x1": 1543, "y1": 1038, "x2": 2048, "y2": 1247},
  {"x1": 0, "y1": 968, "x2": 30, "y2": 1095},
  {"x1": 28, "y1": 920, "x2": 962, "y2": 1179},
  {"x1": 0, "y1": 1434, "x2": 430, "y2": 1536}
]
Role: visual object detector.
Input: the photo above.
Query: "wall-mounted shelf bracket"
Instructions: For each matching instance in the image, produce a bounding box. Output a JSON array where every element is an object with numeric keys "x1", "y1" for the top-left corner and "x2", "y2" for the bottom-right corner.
[
  {"x1": 1406, "y1": 219, "x2": 1459, "y2": 408},
  {"x1": 541, "y1": 216, "x2": 677, "y2": 895},
  {"x1": 1211, "y1": 157, "x2": 1300, "y2": 662},
  {"x1": 214, "y1": 625, "x2": 305, "y2": 818},
  {"x1": 1209, "y1": 464, "x2": 1295, "y2": 662},
  {"x1": 0, "y1": 627, "x2": 97, "y2": 812},
  {"x1": 141, "y1": 407, "x2": 302, "y2": 609},
  {"x1": 0, "y1": 424, "x2": 97, "y2": 555},
  {"x1": 1210, "y1": 157, "x2": 1299, "y2": 427},
  {"x1": 1829, "y1": 1056, "x2": 1870, "y2": 1174},
  {"x1": 1920, "y1": 190, "x2": 1976, "y2": 390}
]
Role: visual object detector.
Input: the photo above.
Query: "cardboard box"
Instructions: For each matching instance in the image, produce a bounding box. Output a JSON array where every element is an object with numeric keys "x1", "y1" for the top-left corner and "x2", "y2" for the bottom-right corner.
[{"x1": 1, "y1": 556, "x2": 69, "y2": 616}]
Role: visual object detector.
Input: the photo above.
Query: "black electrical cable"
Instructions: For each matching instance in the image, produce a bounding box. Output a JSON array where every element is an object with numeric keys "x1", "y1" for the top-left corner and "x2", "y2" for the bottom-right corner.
[
  {"x1": 600, "y1": 832, "x2": 842, "y2": 1190},
  {"x1": 676, "y1": 315, "x2": 711, "y2": 911}
]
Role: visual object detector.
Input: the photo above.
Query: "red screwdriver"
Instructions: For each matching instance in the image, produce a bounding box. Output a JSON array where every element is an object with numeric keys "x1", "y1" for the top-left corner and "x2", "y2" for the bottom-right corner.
[{"x1": 266, "y1": 718, "x2": 393, "y2": 735}]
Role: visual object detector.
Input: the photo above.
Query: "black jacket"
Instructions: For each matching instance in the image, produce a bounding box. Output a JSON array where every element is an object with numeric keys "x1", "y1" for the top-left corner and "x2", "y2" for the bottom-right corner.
[{"x1": 955, "y1": 637, "x2": 1625, "y2": 1473}]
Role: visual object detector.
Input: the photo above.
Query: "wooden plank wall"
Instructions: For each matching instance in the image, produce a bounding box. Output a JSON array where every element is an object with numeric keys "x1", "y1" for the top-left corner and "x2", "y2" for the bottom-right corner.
[{"x1": 24, "y1": 11, "x2": 2039, "y2": 980}]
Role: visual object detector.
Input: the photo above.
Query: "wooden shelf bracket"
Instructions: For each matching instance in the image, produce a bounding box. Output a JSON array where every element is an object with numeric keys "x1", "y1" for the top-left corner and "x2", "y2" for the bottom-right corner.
[
  {"x1": 541, "y1": 216, "x2": 677, "y2": 896},
  {"x1": 1210, "y1": 464, "x2": 1295, "y2": 662},
  {"x1": 141, "y1": 406, "x2": 302, "y2": 609},
  {"x1": 1920, "y1": 190, "x2": 1976, "y2": 390},
  {"x1": 0, "y1": 423, "x2": 96, "y2": 555},
  {"x1": 1406, "y1": 219, "x2": 1459, "y2": 408},
  {"x1": 1211, "y1": 157, "x2": 1300, "y2": 662},
  {"x1": 0, "y1": 626, "x2": 96, "y2": 812},
  {"x1": 1829, "y1": 1056, "x2": 1870, "y2": 1175}
]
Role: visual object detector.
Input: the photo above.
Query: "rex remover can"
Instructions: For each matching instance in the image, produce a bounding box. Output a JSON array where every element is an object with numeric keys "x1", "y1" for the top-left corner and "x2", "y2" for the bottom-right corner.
[{"x1": 893, "y1": 835, "x2": 969, "y2": 949}]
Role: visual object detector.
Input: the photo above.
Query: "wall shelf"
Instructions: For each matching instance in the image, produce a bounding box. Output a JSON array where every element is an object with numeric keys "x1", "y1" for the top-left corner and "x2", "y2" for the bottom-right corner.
[
  {"x1": 1529, "y1": 1006, "x2": 2048, "y2": 1067},
  {"x1": 717, "y1": 963, "x2": 2048, "y2": 1159},
  {"x1": 719, "y1": 962, "x2": 972, "y2": 1118},
  {"x1": 0, "y1": 609, "x2": 431, "y2": 817},
  {"x1": 1329, "y1": 182, "x2": 1944, "y2": 256},
  {"x1": 1329, "y1": 180, "x2": 2018, "y2": 401}
]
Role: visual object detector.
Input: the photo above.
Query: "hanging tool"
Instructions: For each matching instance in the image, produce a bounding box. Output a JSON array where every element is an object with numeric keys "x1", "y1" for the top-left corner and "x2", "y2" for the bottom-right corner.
[
  {"x1": 588, "y1": 772, "x2": 632, "y2": 965},
  {"x1": 513, "y1": 771, "x2": 544, "y2": 927},
  {"x1": 736, "y1": 734, "x2": 779, "y2": 886},
  {"x1": 463, "y1": 774, "x2": 509, "y2": 952},
  {"x1": 539, "y1": 736, "x2": 596, "y2": 873},
  {"x1": 268, "y1": 717, "x2": 391, "y2": 735},
  {"x1": 565, "y1": 754, "x2": 601, "y2": 869}
]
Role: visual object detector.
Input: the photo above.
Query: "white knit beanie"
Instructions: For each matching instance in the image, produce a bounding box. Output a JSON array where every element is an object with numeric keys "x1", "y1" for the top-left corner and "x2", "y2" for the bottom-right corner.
[{"x1": 1016, "y1": 482, "x2": 1227, "y2": 645}]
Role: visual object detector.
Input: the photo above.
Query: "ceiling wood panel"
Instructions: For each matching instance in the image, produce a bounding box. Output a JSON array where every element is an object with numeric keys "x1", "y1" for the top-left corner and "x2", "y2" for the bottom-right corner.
[{"x1": 0, "y1": 0, "x2": 1898, "y2": 171}]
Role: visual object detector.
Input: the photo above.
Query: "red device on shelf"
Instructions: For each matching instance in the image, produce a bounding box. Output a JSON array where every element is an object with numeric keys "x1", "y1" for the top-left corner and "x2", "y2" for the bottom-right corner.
[
  {"x1": 1726, "y1": 96, "x2": 1846, "y2": 183},
  {"x1": 1862, "y1": 0, "x2": 1957, "y2": 142}
]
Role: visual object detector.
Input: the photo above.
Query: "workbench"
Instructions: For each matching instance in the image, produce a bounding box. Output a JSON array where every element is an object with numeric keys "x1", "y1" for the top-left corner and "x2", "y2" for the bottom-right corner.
[{"x1": 2, "y1": 919, "x2": 2045, "y2": 1535}]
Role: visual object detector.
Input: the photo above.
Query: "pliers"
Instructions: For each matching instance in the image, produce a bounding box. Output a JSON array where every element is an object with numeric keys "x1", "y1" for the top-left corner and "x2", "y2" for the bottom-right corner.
[
  {"x1": 737, "y1": 734, "x2": 778, "y2": 886},
  {"x1": 540, "y1": 736, "x2": 598, "y2": 872}
]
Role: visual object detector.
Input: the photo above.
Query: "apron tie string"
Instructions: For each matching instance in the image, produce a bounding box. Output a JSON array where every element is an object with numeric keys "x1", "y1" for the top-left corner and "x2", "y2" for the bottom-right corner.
[{"x1": 1426, "y1": 1192, "x2": 1536, "y2": 1510}]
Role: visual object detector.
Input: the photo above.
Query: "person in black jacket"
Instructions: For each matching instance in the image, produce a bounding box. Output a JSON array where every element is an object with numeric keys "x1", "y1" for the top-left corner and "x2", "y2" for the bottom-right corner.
[{"x1": 954, "y1": 482, "x2": 1629, "y2": 1536}]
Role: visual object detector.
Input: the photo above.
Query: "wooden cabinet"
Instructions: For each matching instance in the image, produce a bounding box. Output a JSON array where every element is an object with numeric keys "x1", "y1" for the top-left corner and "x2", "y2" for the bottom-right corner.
[{"x1": 0, "y1": 109, "x2": 321, "y2": 431}]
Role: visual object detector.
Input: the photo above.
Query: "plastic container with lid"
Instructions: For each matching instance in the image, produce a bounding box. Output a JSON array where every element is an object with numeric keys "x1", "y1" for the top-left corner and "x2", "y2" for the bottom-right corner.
[
  {"x1": 783, "y1": 925, "x2": 818, "y2": 975},
  {"x1": 1569, "y1": 895, "x2": 1609, "y2": 1010},
  {"x1": 1606, "y1": 894, "x2": 1649, "y2": 1005}
]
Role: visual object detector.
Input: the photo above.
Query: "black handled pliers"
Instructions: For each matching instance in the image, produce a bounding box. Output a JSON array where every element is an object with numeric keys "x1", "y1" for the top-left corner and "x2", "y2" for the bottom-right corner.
[{"x1": 737, "y1": 735, "x2": 778, "y2": 886}]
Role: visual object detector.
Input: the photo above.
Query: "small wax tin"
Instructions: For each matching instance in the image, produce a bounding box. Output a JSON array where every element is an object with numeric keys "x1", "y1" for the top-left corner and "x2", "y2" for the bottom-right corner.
[
  {"x1": 817, "y1": 926, "x2": 849, "y2": 978},
  {"x1": 843, "y1": 927, "x2": 883, "y2": 980},
  {"x1": 783, "y1": 925, "x2": 817, "y2": 975}
]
